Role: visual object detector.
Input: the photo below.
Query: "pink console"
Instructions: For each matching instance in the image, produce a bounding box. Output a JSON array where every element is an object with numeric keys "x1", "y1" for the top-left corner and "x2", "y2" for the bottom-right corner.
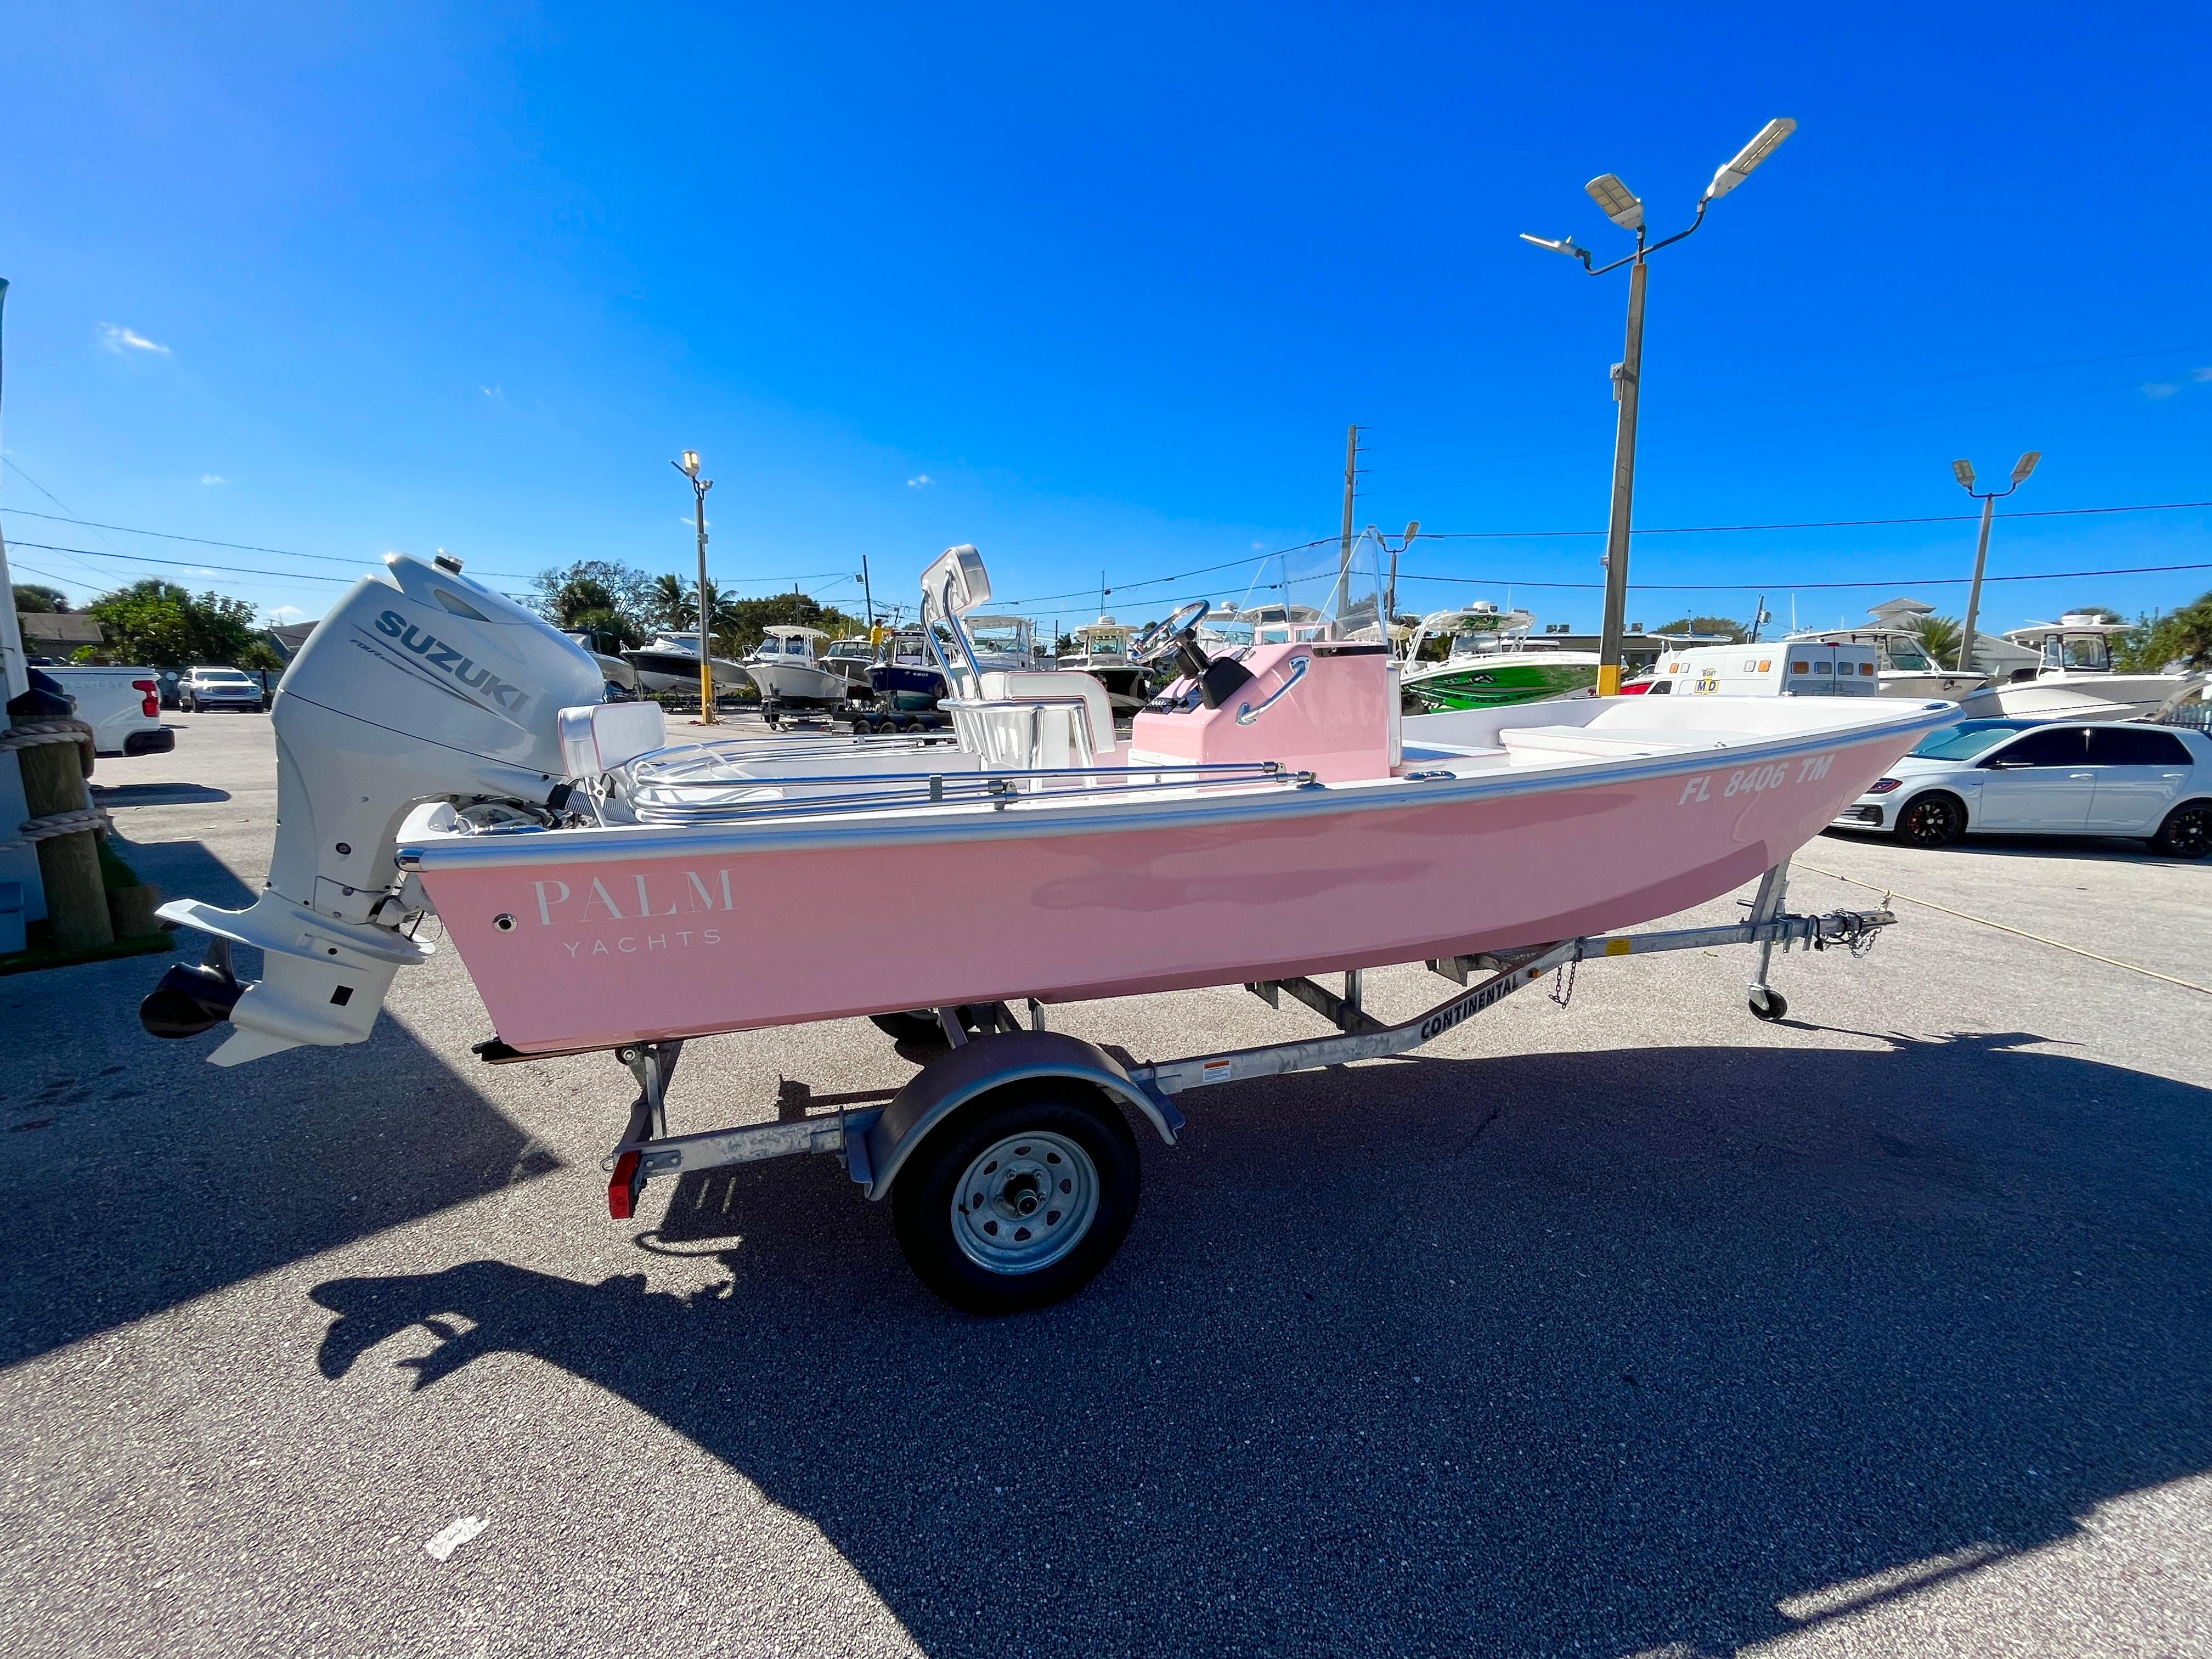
[{"x1": 1128, "y1": 642, "x2": 1398, "y2": 783}]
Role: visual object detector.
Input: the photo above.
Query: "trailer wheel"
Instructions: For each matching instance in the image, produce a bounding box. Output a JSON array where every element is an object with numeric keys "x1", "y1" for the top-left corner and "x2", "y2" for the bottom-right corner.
[
  {"x1": 891, "y1": 1081, "x2": 1140, "y2": 1314},
  {"x1": 1747, "y1": 989, "x2": 1788, "y2": 1022},
  {"x1": 868, "y1": 1009, "x2": 947, "y2": 1043}
]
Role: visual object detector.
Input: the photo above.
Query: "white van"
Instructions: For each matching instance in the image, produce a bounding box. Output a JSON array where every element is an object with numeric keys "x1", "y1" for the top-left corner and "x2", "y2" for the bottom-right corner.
[{"x1": 1644, "y1": 639, "x2": 1881, "y2": 698}]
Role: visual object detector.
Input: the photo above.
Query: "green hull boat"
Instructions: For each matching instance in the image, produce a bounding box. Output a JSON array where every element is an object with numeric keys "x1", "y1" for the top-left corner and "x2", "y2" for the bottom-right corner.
[{"x1": 1400, "y1": 656, "x2": 1601, "y2": 712}]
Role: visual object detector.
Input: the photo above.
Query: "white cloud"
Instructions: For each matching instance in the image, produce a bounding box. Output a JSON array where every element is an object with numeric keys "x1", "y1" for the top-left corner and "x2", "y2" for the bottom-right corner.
[
  {"x1": 268, "y1": 606, "x2": 307, "y2": 624},
  {"x1": 200, "y1": 473, "x2": 226, "y2": 485},
  {"x1": 906, "y1": 473, "x2": 933, "y2": 488},
  {"x1": 2143, "y1": 382, "x2": 2179, "y2": 399},
  {"x1": 97, "y1": 323, "x2": 170, "y2": 355},
  {"x1": 2194, "y1": 366, "x2": 2212, "y2": 382},
  {"x1": 481, "y1": 384, "x2": 502, "y2": 397},
  {"x1": 1251, "y1": 541, "x2": 1266, "y2": 550}
]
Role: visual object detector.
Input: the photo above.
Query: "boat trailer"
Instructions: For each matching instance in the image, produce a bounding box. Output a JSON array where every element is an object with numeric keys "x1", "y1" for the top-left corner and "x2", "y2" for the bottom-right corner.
[{"x1": 477, "y1": 860, "x2": 1892, "y2": 1312}]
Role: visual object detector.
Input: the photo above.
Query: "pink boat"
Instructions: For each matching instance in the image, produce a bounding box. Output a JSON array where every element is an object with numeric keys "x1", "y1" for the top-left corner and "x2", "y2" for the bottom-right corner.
[{"x1": 145, "y1": 540, "x2": 1950, "y2": 1310}]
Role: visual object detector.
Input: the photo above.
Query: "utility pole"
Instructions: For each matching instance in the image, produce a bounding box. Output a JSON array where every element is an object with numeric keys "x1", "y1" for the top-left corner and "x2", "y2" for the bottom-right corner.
[
  {"x1": 1521, "y1": 117, "x2": 1797, "y2": 696},
  {"x1": 1388, "y1": 520, "x2": 1418, "y2": 624},
  {"x1": 1338, "y1": 425, "x2": 1362, "y2": 586},
  {"x1": 856, "y1": 554, "x2": 876, "y2": 636},
  {"x1": 1953, "y1": 452, "x2": 2040, "y2": 672},
  {"x1": 674, "y1": 450, "x2": 715, "y2": 723}
]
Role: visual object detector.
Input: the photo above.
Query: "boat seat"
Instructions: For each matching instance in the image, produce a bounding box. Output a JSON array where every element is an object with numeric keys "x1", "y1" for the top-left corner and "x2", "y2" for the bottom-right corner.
[
  {"x1": 1497, "y1": 724, "x2": 1750, "y2": 759},
  {"x1": 978, "y1": 670, "x2": 1115, "y2": 755}
]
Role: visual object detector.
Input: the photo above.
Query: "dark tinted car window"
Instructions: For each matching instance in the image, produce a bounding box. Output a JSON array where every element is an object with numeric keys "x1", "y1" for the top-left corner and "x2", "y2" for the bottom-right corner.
[
  {"x1": 2086, "y1": 727, "x2": 2193, "y2": 766},
  {"x1": 1988, "y1": 727, "x2": 2088, "y2": 766}
]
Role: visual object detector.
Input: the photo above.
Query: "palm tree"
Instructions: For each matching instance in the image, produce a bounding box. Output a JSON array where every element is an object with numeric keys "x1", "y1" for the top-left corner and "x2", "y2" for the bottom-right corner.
[
  {"x1": 650, "y1": 573, "x2": 692, "y2": 630},
  {"x1": 1907, "y1": 612, "x2": 1963, "y2": 667}
]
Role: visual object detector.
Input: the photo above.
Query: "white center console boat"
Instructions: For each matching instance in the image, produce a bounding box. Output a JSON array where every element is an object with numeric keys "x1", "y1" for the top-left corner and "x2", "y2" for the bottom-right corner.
[{"x1": 143, "y1": 535, "x2": 1951, "y2": 1311}]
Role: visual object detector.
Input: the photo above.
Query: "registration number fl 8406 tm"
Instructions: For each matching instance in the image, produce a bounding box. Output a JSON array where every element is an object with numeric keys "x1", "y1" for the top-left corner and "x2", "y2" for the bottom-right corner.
[{"x1": 1678, "y1": 752, "x2": 1833, "y2": 805}]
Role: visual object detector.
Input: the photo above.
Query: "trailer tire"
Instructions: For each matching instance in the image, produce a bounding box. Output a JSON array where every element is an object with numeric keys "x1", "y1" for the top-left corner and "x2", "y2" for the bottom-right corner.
[
  {"x1": 891, "y1": 1081, "x2": 1140, "y2": 1314},
  {"x1": 869, "y1": 1009, "x2": 947, "y2": 1043},
  {"x1": 1747, "y1": 989, "x2": 1788, "y2": 1022}
]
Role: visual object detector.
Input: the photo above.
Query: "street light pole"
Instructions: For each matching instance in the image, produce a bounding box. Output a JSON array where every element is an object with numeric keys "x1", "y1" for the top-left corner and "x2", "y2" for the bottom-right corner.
[
  {"x1": 1521, "y1": 117, "x2": 1796, "y2": 697},
  {"x1": 674, "y1": 450, "x2": 715, "y2": 724},
  {"x1": 1598, "y1": 255, "x2": 1647, "y2": 694},
  {"x1": 1952, "y1": 451, "x2": 2040, "y2": 673}
]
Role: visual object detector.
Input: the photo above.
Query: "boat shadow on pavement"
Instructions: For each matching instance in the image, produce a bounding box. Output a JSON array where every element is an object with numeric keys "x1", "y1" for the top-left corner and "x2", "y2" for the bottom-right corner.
[{"x1": 310, "y1": 1030, "x2": 2212, "y2": 1658}]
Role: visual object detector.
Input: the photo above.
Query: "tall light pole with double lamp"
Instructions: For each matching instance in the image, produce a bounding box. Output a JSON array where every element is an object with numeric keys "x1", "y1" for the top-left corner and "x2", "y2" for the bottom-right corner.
[
  {"x1": 1950, "y1": 451, "x2": 2040, "y2": 674},
  {"x1": 673, "y1": 450, "x2": 715, "y2": 723},
  {"x1": 1521, "y1": 117, "x2": 1797, "y2": 695}
]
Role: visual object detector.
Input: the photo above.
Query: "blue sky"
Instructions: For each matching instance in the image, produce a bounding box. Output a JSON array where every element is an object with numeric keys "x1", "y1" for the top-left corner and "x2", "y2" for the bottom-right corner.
[{"x1": 3, "y1": 1, "x2": 2209, "y2": 642}]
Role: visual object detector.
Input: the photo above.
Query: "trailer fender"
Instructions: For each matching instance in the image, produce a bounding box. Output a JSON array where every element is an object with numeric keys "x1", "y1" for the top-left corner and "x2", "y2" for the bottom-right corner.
[{"x1": 861, "y1": 1030, "x2": 1181, "y2": 1201}]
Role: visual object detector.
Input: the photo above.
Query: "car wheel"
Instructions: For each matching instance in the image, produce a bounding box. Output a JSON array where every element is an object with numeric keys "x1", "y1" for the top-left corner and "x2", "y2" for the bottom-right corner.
[
  {"x1": 2151, "y1": 801, "x2": 2212, "y2": 860},
  {"x1": 1895, "y1": 792, "x2": 1966, "y2": 848}
]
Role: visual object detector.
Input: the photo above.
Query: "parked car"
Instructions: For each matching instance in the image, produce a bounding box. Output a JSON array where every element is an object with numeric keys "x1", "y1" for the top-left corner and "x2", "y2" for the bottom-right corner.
[
  {"x1": 1831, "y1": 718, "x2": 2212, "y2": 857},
  {"x1": 36, "y1": 665, "x2": 175, "y2": 755},
  {"x1": 178, "y1": 666, "x2": 268, "y2": 712}
]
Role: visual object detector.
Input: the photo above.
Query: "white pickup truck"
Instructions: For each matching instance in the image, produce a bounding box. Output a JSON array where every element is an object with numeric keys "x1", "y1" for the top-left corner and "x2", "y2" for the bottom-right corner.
[{"x1": 40, "y1": 665, "x2": 177, "y2": 756}]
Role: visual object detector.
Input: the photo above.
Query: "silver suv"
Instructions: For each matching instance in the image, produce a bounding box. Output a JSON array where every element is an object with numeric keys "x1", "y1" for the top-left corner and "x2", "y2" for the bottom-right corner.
[{"x1": 178, "y1": 667, "x2": 268, "y2": 712}]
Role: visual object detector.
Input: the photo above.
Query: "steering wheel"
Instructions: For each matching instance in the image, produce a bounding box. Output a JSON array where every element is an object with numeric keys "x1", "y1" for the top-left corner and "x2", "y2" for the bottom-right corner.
[{"x1": 1129, "y1": 600, "x2": 1211, "y2": 665}]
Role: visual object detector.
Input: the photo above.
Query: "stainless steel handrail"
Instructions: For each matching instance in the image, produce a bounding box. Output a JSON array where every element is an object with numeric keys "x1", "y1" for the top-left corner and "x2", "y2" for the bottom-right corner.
[{"x1": 1235, "y1": 653, "x2": 1308, "y2": 726}]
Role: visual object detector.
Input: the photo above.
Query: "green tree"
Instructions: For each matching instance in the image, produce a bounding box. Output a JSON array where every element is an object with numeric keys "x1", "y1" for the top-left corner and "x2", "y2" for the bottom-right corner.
[
  {"x1": 1654, "y1": 614, "x2": 1746, "y2": 643},
  {"x1": 2124, "y1": 590, "x2": 2212, "y2": 672},
  {"x1": 12, "y1": 583, "x2": 71, "y2": 613},
  {"x1": 532, "y1": 560, "x2": 654, "y2": 630},
  {"x1": 542, "y1": 575, "x2": 645, "y2": 650},
  {"x1": 1906, "y1": 612, "x2": 1963, "y2": 667},
  {"x1": 75, "y1": 579, "x2": 263, "y2": 667}
]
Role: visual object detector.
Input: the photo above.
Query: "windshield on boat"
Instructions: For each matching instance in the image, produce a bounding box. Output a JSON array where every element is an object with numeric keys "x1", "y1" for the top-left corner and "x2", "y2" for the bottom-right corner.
[
  {"x1": 2045, "y1": 634, "x2": 2112, "y2": 672},
  {"x1": 1909, "y1": 720, "x2": 2037, "y2": 760},
  {"x1": 1883, "y1": 640, "x2": 1933, "y2": 670},
  {"x1": 969, "y1": 620, "x2": 1032, "y2": 659}
]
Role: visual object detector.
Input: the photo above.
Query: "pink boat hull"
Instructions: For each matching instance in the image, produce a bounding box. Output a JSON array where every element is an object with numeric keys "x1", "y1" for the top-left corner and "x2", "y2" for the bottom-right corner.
[{"x1": 411, "y1": 718, "x2": 1929, "y2": 1054}]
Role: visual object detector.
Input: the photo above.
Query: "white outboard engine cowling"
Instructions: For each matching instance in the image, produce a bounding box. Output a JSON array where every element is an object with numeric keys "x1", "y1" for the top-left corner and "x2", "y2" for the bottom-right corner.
[{"x1": 148, "y1": 553, "x2": 606, "y2": 1065}]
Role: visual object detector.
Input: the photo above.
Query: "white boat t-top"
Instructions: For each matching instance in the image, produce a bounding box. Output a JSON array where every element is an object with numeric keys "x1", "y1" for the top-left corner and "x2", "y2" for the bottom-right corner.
[{"x1": 140, "y1": 534, "x2": 1950, "y2": 1311}]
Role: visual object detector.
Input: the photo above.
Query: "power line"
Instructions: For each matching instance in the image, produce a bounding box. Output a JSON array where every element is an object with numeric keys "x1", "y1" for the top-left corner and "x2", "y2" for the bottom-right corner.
[
  {"x1": 0, "y1": 503, "x2": 537, "y2": 578},
  {"x1": 1415, "y1": 499, "x2": 2212, "y2": 540},
  {"x1": 1396, "y1": 560, "x2": 2212, "y2": 594}
]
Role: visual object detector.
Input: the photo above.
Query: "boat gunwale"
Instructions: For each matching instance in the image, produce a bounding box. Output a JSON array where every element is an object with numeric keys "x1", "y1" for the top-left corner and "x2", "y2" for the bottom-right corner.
[{"x1": 400, "y1": 701, "x2": 1957, "y2": 871}]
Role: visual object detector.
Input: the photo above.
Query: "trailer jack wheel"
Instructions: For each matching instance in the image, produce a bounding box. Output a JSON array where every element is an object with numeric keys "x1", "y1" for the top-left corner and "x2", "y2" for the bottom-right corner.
[
  {"x1": 891, "y1": 1082, "x2": 1139, "y2": 1314},
  {"x1": 1747, "y1": 989, "x2": 1788, "y2": 1022}
]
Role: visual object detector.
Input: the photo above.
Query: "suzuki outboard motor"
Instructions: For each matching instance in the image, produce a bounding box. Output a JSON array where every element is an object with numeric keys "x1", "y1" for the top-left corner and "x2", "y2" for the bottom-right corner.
[{"x1": 146, "y1": 553, "x2": 605, "y2": 1064}]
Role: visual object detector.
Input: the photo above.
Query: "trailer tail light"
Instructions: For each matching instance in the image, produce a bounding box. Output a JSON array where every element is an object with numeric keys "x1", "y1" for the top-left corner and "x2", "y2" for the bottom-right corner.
[
  {"x1": 134, "y1": 678, "x2": 159, "y2": 718},
  {"x1": 607, "y1": 1149, "x2": 643, "y2": 1219},
  {"x1": 1866, "y1": 777, "x2": 1903, "y2": 794}
]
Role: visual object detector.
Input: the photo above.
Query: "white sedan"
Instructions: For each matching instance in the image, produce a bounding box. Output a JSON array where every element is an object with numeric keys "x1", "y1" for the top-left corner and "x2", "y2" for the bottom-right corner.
[{"x1": 1831, "y1": 719, "x2": 2212, "y2": 857}]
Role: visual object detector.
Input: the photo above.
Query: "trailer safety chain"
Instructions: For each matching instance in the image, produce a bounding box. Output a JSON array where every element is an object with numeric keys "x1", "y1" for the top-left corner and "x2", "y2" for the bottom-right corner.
[{"x1": 1549, "y1": 940, "x2": 1583, "y2": 1008}]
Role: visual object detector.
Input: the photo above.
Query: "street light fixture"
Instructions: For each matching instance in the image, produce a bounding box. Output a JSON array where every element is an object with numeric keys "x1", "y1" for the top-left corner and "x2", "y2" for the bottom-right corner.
[
  {"x1": 1703, "y1": 117, "x2": 1797, "y2": 201},
  {"x1": 672, "y1": 451, "x2": 716, "y2": 722},
  {"x1": 1952, "y1": 449, "x2": 2042, "y2": 674},
  {"x1": 1584, "y1": 174, "x2": 1645, "y2": 230},
  {"x1": 1520, "y1": 117, "x2": 1798, "y2": 695}
]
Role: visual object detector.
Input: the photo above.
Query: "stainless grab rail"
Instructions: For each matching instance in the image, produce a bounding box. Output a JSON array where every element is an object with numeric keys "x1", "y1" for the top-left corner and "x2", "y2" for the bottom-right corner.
[{"x1": 1235, "y1": 654, "x2": 1308, "y2": 726}]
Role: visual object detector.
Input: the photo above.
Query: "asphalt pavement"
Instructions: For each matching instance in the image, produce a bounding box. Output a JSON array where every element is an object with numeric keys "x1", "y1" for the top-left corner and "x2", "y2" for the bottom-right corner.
[{"x1": 3, "y1": 709, "x2": 2209, "y2": 1658}]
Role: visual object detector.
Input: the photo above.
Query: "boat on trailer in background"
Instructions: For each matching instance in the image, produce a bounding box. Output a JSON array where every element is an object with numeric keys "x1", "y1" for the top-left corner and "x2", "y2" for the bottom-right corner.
[
  {"x1": 1397, "y1": 603, "x2": 1603, "y2": 712},
  {"x1": 142, "y1": 533, "x2": 1948, "y2": 1312}
]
